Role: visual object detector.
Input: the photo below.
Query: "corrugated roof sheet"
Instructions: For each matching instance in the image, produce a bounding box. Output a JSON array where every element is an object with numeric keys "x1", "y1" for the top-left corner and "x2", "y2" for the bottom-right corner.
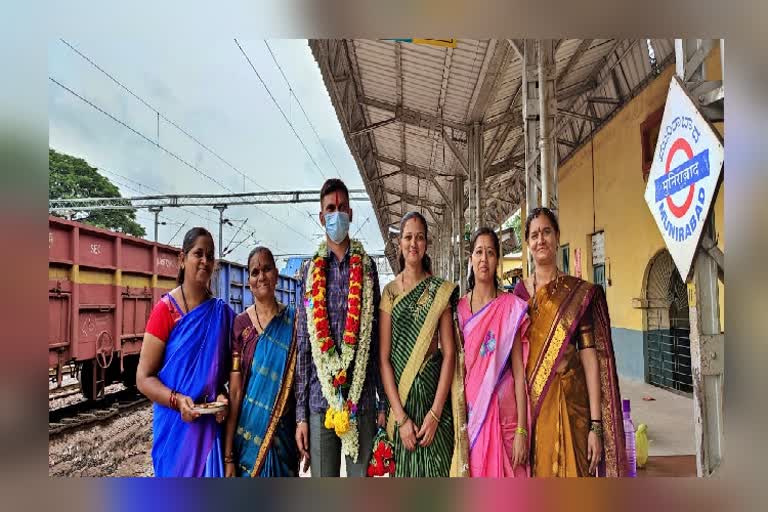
[{"x1": 310, "y1": 39, "x2": 676, "y2": 270}]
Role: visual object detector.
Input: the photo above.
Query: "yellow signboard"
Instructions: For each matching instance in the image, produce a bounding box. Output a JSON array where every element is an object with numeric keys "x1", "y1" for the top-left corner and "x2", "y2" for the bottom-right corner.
[{"x1": 412, "y1": 39, "x2": 457, "y2": 48}]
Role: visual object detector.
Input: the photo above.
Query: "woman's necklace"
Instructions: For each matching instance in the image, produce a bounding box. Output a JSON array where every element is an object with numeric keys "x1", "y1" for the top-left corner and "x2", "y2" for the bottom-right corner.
[
  {"x1": 469, "y1": 287, "x2": 498, "y2": 314},
  {"x1": 532, "y1": 268, "x2": 561, "y2": 313},
  {"x1": 254, "y1": 300, "x2": 277, "y2": 332},
  {"x1": 180, "y1": 285, "x2": 190, "y2": 314},
  {"x1": 180, "y1": 283, "x2": 212, "y2": 314}
]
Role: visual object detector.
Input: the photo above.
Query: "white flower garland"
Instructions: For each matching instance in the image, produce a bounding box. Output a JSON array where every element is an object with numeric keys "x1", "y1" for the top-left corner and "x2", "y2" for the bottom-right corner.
[{"x1": 305, "y1": 239, "x2": 374, "y2": 461}]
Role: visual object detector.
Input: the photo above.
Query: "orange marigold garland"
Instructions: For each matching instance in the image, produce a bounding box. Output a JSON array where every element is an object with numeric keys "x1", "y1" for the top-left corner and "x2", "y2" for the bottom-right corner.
[{"x1": 305, "y1": 240, "x2": 374, "y2": 461}]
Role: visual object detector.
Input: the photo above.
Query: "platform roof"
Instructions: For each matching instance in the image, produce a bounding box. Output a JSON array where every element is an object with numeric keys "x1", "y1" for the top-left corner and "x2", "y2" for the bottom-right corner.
[{"x1": 310, "y1": 39, "x2": 675, "y2": 268}]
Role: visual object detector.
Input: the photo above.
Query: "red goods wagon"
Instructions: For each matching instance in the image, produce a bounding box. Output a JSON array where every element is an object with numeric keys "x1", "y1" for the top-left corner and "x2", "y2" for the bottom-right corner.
[{"x1": 49, "y1": 216, "x2": 179, "y2": 400}]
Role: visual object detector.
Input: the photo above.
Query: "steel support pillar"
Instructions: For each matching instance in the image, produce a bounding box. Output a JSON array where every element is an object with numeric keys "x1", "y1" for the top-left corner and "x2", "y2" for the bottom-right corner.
[
  {"x1": 213, "y1": 205, "x2": 228, "y2": 260},
  {"x1": 676, "y1": 38, "x2": 724, "y2": 478},
  {"x1": 452, "y1": 177, "x2": 466, "y2": 292},
  {"x1": 467, "y1": 127, "x2": 476, "y2": 231},
  {"x1": 433, "y1": 224, "x2": 440, "y2": 277},
  {"x1": 521, "y1": 39, "x2": 558, "y2": 276},
  {"x1": 522, "y1": 40, "x2": 541, "y2": 214},
  {"x1": 434, "y1": 223, "x2": 443, "y2": 278},
  {"x1": 538, "y1": 39, "x2": 558, "y2": 212},
  {"x1": 440, "y1": 211, "x2": 452, "y2": 279},
  {"x1": 467, "y1": 122, "x2": 484, "y2": 231},
  {"x1": 450, "y1": 182, "x2": 456, "y2": 282},
  {"x1": 149, "y1": 206, "x2": 163, "y2": 243},
  {"x1": 522, "y1": 40, "x2": 541, "y2": 275}
]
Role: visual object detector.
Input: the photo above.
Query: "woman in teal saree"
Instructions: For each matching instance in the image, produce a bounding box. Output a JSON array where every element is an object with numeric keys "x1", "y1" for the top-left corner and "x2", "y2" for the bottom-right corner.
[{"x1": 224, "y1": 247, "x2": 299, "y2": 477}]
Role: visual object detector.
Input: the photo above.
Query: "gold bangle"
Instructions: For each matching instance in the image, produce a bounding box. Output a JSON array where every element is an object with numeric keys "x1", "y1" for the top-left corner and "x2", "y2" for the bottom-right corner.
[
  {"x1": 429, "y1": 408, "x2": 440, "y2": 423},
  {"x1": 231, "y1": 353, "x2": 241, "y2": 372},
  {"x1": 515, "y1": 426, "x2": 528, "y2": 437},
  {"x1": 589, "y1": 422, "x2": 604, "y2": 437}
]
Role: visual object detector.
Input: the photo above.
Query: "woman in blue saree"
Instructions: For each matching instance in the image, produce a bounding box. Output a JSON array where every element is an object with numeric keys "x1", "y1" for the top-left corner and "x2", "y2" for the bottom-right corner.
[
  {"x1": 223, "y1": 246, "x2": 299, "y2": 477},
  {"x1": 137, "y1": 227, "x2": 234, "y2": 477}
]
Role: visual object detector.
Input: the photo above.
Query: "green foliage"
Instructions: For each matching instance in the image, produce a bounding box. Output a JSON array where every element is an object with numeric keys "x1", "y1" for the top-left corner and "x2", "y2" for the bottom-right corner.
[
  {"x1": 510, "y1": 212, "x2": 521, "y2": 246},
  {"x1": 49, "y1": 148, "x2": 146, "y2": 237},
  {"x1": 502, "y1": 209, "x2": 522, "y2": 246}
]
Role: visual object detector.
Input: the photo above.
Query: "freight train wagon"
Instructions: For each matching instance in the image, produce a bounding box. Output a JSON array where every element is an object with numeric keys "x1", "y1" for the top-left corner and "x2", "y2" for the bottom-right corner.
[
  {"x1": 212, "y1": 259, "x2": 301, "y2": 313},
  {"x1": 49, "y1": 216, "x2": 301, "y2": 400}
]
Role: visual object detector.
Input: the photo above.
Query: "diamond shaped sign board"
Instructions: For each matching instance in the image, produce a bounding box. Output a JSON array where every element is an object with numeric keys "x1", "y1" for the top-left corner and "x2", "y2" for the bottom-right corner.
[{"x1": 644, "y1": 75, "x2": 724, "y2": 281}]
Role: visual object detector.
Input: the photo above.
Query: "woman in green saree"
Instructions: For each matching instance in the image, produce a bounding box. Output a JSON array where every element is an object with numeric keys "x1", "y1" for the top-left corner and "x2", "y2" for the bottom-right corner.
[{"x1": 379, "y1": 212, "x2": 468, "y2": 477}]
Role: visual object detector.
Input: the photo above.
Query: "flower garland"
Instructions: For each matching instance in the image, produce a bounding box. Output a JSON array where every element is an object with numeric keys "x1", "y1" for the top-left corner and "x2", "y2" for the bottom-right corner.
[{"x1": 305, "y1": 239, "x2": 374, "y2": 462}]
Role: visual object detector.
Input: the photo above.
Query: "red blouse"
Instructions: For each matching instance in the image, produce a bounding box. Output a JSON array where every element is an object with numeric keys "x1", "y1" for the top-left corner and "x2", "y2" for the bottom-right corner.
[{"x1": 145, "y1": 295, "x2": 184, "y2": 342}]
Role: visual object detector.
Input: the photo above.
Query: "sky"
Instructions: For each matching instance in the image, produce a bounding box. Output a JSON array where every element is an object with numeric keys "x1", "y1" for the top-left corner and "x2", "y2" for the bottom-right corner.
[{"x1": 48, "y1": 38, "x2": 387, "y2": 274}]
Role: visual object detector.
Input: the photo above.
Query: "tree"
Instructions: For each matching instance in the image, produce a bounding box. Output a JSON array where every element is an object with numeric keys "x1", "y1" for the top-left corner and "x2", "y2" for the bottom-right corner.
[
  {"x1": 49, "y1": 148, "x2": 146, "y2": 237},
  {"x1": 502, "y1": 209, "x2": 522, "y2": 247},
  {"x1": 510, "y1": 212, "x2": 522, "y2": 247}
]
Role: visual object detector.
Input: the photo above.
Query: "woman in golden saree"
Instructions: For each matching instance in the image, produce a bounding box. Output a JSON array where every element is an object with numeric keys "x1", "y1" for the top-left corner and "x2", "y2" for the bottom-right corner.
[{"x1": 513, "y1": 208, "x2": 628, "y2": 477}]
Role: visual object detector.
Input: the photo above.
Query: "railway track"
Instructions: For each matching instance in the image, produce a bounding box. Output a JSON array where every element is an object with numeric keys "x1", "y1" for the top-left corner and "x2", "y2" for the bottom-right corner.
[
  {"x1": 49, "y1": 389, "x2": 149, "y2": 437},
  {"x1": 49, "y1": 383, "x2": 81, "y2": 401}
]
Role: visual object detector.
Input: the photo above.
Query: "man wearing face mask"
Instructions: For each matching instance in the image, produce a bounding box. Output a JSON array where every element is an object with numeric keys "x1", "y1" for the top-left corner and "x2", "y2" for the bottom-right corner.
[{"x1": 294, "y1": 178, "x2": 386, "y2": 477}]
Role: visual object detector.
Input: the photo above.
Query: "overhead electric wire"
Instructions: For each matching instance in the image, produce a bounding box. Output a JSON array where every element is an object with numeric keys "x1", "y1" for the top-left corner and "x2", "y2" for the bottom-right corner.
[
  {"x1": 59, "y1": 38, "x2": 323, "y2": 233},
  {"x1": 50, "y1": 77, "x2": 231, "y2": 190},
  {"x1": 234, "y1": 38, "x2": 327, "y2": 181},
  {"x1": 224, "y1": 218, "x2": 248, "y2": 254},
  {"x1": 167, "y1": 220, "x2": 188, "y2": 245},
  {"x1": 263, "y1": 40, "x2": 342, "y2": 177},
  {"x1": 49, "y1": 77, "x2": 310, "y2": 251},
  {"x1": 224, "y1": 232, "x2": 256, "y2": 258},
  {"x1": 352, "y1": 215, "x2": 371, "y2": 238}
]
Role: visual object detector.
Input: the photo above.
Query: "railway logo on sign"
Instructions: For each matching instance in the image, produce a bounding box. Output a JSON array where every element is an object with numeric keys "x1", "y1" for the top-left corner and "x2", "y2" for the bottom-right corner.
[{"x1": 644, "y1": 76, "x2": 723, "y2": 280}]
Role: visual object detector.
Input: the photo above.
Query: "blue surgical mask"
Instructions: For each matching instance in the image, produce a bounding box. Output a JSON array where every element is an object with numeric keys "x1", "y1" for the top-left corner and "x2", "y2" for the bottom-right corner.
[{"x1": 324, "y1": 211, "x2": 350, "y2": 244}]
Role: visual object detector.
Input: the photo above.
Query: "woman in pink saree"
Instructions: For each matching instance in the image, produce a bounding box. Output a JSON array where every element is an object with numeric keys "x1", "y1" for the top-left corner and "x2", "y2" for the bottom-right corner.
[{"x1": 456, "y1": 227, "x2": 530, "y2": 478}]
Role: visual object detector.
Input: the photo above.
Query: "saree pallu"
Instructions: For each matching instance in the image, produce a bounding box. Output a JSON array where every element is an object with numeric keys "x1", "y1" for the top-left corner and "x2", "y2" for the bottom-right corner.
[
  {"x1": 522, "y1": 276, "x2": 627, "y2": 477},
  {"x1": 384, "y1": 277, "x2": 468, "y2": 477},
  {"x1": 152, "y1": 297, "x2": 234, "y2": 477},
  {"x1": 235, "y1": 305, "x2": 299, "y2": 477},
  {"x1": 458, "y1": 293, "x2": 530, "y2": 477}
]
